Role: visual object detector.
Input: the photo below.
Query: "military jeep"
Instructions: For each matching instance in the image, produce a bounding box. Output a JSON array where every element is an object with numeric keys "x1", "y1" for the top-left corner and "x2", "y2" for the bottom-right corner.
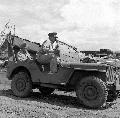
[{"x1": 5, "y1": 34, "x2": 120, "y2": 108}]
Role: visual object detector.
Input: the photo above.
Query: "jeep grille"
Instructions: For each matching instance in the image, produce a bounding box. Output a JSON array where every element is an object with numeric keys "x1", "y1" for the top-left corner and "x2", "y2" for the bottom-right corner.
[{"x1": 106, "y1": 66, "x2": 116, "y2": 83}]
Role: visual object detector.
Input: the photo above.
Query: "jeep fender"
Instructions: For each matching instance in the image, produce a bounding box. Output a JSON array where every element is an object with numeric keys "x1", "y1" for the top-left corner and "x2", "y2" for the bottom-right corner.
[{"x1": 68, "y1": 70, "x2": 107, "y2": 86}]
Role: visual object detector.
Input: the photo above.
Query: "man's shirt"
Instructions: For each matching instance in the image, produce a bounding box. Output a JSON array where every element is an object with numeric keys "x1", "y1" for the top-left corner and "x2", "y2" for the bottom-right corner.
[
  {"x1": 17, "y1": 49, "x2": 32, "y2": 61},
  {"x1": 42, "y1": 40, "x2": 59, "y2": 52}
]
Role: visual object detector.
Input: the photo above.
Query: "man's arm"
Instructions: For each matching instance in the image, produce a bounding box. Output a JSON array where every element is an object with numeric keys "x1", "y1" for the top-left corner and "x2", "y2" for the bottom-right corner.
[
  {"x1": 25, "y1": 50, "x2": 33, "y2": 60},
  {"x1": 53, "y1": 42, "x2": 60, "y2": 56}
]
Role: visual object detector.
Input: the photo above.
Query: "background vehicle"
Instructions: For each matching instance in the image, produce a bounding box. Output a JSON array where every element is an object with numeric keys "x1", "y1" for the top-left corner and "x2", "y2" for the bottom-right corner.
[{"x1": 1, "y1": 34, "x2": 120, "y2": 109}]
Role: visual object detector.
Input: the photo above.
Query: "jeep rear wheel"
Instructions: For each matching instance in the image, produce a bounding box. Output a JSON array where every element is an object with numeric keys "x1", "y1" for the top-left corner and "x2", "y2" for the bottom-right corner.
[
  {"x1": 76, "y1": 76, "x2": 107, "y2": 108},
  {"x1": 11, "y1": 71, "x2": 32, "y2": 97},
  {"x1": 39, "y1": 87, "x2": 54, "y2": 95}
]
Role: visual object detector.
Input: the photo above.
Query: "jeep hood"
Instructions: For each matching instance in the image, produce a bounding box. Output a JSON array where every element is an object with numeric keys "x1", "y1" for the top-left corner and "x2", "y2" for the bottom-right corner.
[{"x1": 61, "y1": 62, "x2": 108, "y2": 72}]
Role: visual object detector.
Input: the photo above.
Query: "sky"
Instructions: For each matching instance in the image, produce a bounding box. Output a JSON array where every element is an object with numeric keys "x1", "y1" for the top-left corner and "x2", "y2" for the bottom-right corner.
[{"x1": 0, "y1": 0, "x2": 120, "y2": 51}]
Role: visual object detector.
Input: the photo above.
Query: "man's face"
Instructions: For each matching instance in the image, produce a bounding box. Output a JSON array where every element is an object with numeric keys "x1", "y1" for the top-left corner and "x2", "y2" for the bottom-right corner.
[{"x1": 49, "y1": 36, "x2": 56, "y2": 42}]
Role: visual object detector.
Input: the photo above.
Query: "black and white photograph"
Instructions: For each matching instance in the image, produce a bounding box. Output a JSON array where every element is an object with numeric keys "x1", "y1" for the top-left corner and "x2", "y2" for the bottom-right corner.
[{"x1": 0, "y1": 0, "x2": 120, "y2": 117}]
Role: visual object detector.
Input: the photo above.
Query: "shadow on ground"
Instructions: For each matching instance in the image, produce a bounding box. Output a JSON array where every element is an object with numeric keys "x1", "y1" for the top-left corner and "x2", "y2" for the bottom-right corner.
[
  {"x1": 0, "y1": 89, "x2": 84, "y2": 108},
  {"x1": 0, "y1": 88, "x2": 116, "y2": 110}
]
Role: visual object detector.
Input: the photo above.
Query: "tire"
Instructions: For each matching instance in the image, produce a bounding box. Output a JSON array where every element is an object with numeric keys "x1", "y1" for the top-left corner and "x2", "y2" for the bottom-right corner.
[
  {"x1": 76, "y1": 76, "x2": 107, "y2": 108},
  {"x1": 11, "y1": 71, "x2": 32, "y2": 97},
  {"x1": 39, "y1": 87, "x2": 54, "y2": 95}
]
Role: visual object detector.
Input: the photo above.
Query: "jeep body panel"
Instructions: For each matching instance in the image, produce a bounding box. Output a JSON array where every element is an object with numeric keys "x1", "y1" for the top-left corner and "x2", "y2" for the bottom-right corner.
[
  {"x1": 7, "y1": 60, "x2": 109, "y2": 86},
  {"x1": 7, "y1": 61, "x2": 75, "y2": 85},
  {"x1": 7, "y1": 61, "x2": 41, "y2": 82}
]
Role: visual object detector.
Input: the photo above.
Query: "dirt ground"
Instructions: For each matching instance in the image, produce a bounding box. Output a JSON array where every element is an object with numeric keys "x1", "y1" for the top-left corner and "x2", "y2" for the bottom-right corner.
[{"x1": 0, "y1": 72, "x2": 120, "y2": 118}]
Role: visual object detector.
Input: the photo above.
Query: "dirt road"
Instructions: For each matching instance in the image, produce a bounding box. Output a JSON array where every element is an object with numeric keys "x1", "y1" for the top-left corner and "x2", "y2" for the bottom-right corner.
[{"x1": 0, "y1": 72, "x2": 120, "y2": 118}]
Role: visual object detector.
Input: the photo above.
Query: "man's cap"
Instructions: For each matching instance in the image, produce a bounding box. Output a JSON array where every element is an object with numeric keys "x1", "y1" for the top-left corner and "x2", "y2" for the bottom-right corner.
[
  {"x1": 20, "y1": 43, "x2": 26, "y2": 49},
  {"x1": 48, "y1": 32, "x2": 58, "y2": 38}
]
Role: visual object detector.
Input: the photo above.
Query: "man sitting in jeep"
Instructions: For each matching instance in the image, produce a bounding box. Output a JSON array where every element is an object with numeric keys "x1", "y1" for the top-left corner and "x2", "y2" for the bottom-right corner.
[
  {"x1": 17, "y1": 43, "x2": 33, "y2": 62},
  {"x1": 36, "y1": 32, "x2": 60, "y2": 74}
]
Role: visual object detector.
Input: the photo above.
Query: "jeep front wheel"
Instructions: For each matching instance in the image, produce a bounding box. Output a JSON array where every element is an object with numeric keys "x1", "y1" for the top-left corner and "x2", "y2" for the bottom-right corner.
[
  {"x1": 11, "y1": 71, "x2": 32, "y2": 97},
  {"x1": 76, "y1": 76, "x2": 107, "y2": 108}
]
